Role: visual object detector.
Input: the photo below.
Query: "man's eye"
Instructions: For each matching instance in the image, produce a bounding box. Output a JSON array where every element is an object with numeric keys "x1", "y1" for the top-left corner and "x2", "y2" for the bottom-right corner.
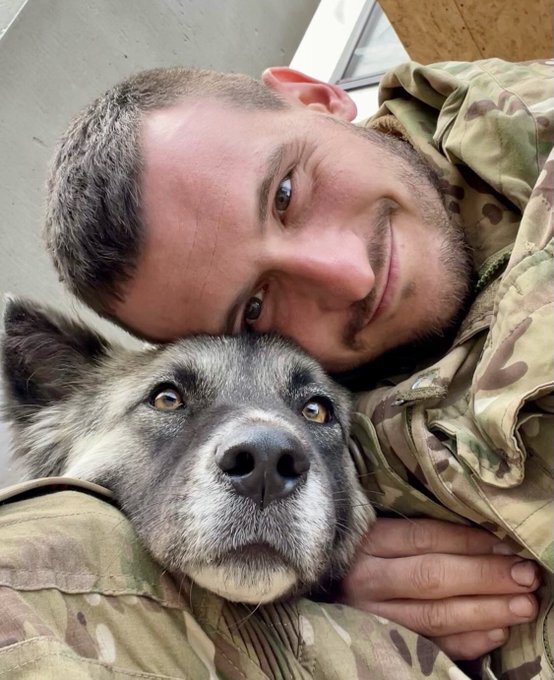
[
  {"x1": 244, "y1": 288, "x2": 265, "y2": 326},
  {"x1": 274, "y1": 174, "x2": 292, "y2": 213}
]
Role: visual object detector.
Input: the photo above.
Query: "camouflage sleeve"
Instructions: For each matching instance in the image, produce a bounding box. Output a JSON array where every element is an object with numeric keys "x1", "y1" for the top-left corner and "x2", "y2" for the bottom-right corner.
[
  {"x1": 374, "y1": 58, "x2": 554, "y2": 212},
  {"x1": 0, "y1": 488, "x2": 470, "y2": 679},
  {"x1": 363, "y1": 57, "x2": 554, "y2": 568},
  {"x1": 353, "y1": 59, "x2": 554, "y2": 679}
]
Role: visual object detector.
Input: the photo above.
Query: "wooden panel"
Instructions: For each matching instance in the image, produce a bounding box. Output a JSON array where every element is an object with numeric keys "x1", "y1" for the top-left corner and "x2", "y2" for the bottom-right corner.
[
  {"x1": 378, "y1": 0, "x2": 553, "y2": 64},
  {"x1": 458, "y1": 0, "x2": 552, "y2": 62}
]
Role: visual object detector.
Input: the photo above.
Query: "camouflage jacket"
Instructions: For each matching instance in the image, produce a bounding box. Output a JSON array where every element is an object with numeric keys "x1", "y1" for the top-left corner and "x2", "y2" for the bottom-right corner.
[
  {"x1": 0, "y1": 480, "x2": 467, "y2": 679},
  {"x1": 353, "y1": 59, "x2": 554, "y2": 678},
  {"x1": 0, "y1": 59, "x2": 552, "y2": 680}
]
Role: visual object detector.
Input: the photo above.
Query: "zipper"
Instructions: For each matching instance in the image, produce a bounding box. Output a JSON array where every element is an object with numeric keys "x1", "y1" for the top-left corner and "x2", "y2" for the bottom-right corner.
[{"x1": 475, "y1": 247, "x2": 512, "y2": 294}]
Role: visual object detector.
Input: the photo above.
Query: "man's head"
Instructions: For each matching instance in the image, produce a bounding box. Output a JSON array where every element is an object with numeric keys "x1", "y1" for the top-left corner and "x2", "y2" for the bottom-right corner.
[
  {"x1": 45, "y1": 67, "x2": 286, "y2": 318},
  {"x1": 45, "y1": 66, "x2": 472, "y2": 372}
]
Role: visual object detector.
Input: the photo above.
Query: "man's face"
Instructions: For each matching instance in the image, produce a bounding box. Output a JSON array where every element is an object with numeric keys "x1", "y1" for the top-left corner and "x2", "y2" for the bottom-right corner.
[{"x1": 116, "y1": 94, "x2": 470, "y2": 372}]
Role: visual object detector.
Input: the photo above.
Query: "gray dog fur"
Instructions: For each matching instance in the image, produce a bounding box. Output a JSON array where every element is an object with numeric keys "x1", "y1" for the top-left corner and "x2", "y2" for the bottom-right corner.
[{"x1": 1, "y1": 299, "x2": 373, "y2": 604}]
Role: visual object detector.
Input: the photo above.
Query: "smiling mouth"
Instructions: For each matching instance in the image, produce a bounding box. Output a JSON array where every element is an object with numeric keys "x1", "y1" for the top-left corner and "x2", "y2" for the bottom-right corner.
[
  {"x1": 371, "y1": 229, "x2": 397, "y2": 323},
  {"x1": 363, "y1": 209, "x2": 395, "y2": 327}
]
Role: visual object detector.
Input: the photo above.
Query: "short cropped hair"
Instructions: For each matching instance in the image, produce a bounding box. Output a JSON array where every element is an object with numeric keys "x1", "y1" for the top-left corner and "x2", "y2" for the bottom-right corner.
[{"x1": 44, "y1": 68, "x2": 287, "y2": 317}]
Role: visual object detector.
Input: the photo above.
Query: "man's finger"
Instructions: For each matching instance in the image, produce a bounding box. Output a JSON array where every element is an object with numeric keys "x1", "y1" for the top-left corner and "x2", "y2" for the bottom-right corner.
[
  {"x1": 356, "y1": 593, "x2": 538, "y2": 638},
  {"x1": 360, "y1": 518, "x2": 510, "y2": 558},
  {"x1": 430, "y1": 629, "x2": 509, "y2": 661},
  {"x1": 342, "y1": 554, "x2": 540, "y2": 601}
]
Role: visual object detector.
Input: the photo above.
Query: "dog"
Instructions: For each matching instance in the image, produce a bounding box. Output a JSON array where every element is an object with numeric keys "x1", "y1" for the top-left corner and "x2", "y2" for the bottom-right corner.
[{"x1": 1, "y1": 298, "x2": 373, "y2": 604}]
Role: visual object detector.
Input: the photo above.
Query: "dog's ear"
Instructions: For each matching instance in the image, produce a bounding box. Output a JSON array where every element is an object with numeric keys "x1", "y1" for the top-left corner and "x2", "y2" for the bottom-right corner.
[{"x1": 2, "y1": 297, "x2": 111, "y2": 416}]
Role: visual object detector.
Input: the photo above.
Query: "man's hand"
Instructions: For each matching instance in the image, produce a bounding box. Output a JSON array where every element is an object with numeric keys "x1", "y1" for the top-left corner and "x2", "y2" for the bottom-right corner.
[{"x1": 340, "y1": 518, "x2": 540, "y2": 660}]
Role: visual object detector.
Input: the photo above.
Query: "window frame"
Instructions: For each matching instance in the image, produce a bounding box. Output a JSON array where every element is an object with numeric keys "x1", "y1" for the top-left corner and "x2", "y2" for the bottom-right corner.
[
  {"x1": 291, "y1": 0, "x2": 406, "y2": 92},
  {"x1": 330, "y1": 0, "x2": 383, "y2": 90}
]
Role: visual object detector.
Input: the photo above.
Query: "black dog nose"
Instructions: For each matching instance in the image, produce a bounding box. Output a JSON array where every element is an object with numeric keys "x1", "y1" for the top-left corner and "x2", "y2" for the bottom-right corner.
[{"x1": 216, "y1": 426, "x2": 310, "y2": 508}]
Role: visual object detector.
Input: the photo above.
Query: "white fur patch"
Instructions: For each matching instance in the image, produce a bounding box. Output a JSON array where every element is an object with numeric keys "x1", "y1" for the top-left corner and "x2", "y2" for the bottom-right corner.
[
  {"x1": 188, "y1": 564, "x2": 297, "y2": 604},
  {"x1": 21, "y1": 407, "x2": 68, "y2": 453},
  {"x1": 64, "y1": 429, "x2": 128, "y2": 481}
]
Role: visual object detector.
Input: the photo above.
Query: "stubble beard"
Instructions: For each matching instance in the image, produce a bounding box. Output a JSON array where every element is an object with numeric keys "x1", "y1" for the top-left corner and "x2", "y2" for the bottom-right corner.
[{"x1": 342, "y1": 127, "x2": 473, "y2": 363}]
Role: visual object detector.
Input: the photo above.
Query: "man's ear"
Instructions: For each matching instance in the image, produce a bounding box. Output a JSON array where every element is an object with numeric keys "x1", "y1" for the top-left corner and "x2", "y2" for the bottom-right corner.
[
  {"x1": 261, "y1": 67, "x2": 357, "y2": 120},
  {"x1": 1, "y1": 297, "x2": 111, "y2": 418}
]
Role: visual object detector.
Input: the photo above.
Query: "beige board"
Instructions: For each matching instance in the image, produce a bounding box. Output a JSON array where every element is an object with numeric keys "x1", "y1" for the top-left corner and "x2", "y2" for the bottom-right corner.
[{"x1": 378, "y1": 0, "x2": 553, "y2": 64}]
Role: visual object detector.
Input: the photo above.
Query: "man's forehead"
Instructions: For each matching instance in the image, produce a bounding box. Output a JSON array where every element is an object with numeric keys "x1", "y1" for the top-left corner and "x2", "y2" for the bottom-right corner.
[
  {"x1": 141, "y1": 96, "x2": 285, "y2": 200},
  {"x1": 141, "y1": 95, "x2": 279, "y2": 152},
  {"x1": 140, "y1": 99, "x2": 273, "y2": 221},
  {"x1": 121, "y1": 99, "x2": 282, "y2": 341},
  {"x1": 142, "y1": 96, "x2": 214, "y2": 144}
]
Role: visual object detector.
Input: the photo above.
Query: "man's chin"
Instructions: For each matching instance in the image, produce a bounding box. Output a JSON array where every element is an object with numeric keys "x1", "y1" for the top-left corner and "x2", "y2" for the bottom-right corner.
[{"x1": 334, "y1": 303, "x2": 472, "y2": 390}]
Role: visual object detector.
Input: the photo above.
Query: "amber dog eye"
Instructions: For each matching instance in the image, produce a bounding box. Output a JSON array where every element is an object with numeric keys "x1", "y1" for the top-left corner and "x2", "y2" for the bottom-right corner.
[
  {"x1": 150, "y1": 387, "x2": 184, "y2": 411},
  {"x1": 301, "y1": 399, "x2": 332, "y2": 424}
]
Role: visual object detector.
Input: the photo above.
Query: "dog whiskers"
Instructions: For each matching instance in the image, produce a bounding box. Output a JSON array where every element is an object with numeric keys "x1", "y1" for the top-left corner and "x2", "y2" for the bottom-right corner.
[
  {"x1": 360, "y1": 501, "x2": 417, "y2": 523},
  {"x1": 332, "y1": 489, "x2": 385, "y2": 499}
]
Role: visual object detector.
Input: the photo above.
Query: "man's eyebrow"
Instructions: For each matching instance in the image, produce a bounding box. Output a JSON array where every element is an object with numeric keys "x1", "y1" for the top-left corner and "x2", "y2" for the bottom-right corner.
[{"x1": 257, "y1": 143, "x2": 288, "y2": 224}]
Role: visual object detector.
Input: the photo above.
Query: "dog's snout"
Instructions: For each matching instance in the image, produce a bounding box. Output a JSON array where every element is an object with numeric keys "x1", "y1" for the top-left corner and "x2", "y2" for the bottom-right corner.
[{"x1": 216, "y1": 426, "x2": 310, "y2": 509}]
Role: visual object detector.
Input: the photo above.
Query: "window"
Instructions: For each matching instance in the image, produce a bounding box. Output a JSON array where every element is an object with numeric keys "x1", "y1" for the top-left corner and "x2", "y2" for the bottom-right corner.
[
  {"x1": 291, "y1": 0, "x2": 409, "y2": 118},
  {"x1": 333, "y1": 1, "x2": 408, "y2": 90}
]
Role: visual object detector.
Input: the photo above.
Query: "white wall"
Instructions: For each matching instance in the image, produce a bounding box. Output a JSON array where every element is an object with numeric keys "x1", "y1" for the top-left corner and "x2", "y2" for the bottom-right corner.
[{"x1": 0, "y1": 0, "x2": 319, "y2": 487}]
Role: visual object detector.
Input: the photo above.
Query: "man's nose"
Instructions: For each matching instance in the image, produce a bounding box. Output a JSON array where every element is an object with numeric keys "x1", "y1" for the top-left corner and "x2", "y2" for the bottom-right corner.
[{"x1": 277, "y1": 232, "x2": 375, "y2": 310}]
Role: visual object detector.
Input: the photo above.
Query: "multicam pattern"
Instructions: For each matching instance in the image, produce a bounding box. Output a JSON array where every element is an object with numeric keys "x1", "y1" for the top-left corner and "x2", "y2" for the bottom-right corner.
[
  {"x1": 0, "y1": 489, "x2": 467, "y2": 679},
  {"x1": 0, "y1": 58, "x2": 552, "y2": 678},
  {"x1": 356, "y1": 58, "x2": 554, "y2": 679}
]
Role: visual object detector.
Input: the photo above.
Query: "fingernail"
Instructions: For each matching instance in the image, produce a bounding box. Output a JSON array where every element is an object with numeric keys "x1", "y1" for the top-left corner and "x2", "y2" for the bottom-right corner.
[
  {"x1": 509, "y1": 595, "x2": 535, "y2": 618},
  {"x1": 492, "y1": 542, "x2": 516, "y2": 555},
  {"x1": 488, "y1": 628, "x2": 507, "y2": 643},
  {"x1": 511, "y1": 561, "x2": 537, "y2": 587}
]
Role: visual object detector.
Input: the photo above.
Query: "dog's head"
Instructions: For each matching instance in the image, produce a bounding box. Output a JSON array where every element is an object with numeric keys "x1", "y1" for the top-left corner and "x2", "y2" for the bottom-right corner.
[{"x1": 1, "y1": 299, "x2": 372, "y2": 603}]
